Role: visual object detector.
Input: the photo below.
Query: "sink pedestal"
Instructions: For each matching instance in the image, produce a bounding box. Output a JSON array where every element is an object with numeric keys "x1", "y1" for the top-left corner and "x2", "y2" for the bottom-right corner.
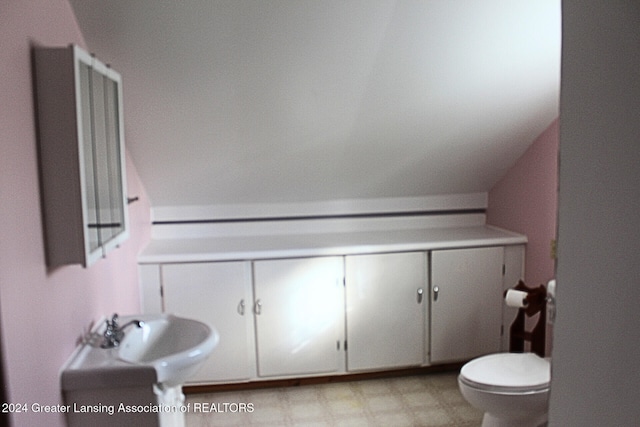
[{"x1": 155, "y1": 384, "x2": 187, "y2": 427}]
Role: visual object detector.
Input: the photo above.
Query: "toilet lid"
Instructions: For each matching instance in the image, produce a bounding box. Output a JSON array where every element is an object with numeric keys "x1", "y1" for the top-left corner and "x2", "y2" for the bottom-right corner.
[{"x1": 460, "y1": 353, "x2": 550, "y2": 392}]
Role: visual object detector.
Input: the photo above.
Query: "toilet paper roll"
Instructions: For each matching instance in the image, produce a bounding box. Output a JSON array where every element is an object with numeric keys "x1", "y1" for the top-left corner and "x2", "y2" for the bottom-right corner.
[
  {"x1": 505, "y1": 289, "x2": 529, "y2": 308},
  {"x1": 547, "y1": 279, "x2": 556, "y2": 299},
  {"x1": 547, "y1": 279, "x2": 557, "y2": 324}
]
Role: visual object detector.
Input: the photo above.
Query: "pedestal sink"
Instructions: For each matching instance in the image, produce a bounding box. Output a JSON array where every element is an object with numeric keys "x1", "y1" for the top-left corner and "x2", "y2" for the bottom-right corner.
[
  {"x1": 61, "y1": 313, "x2": 219, "y2": 427},
  {"x1": 118, "y1": 314, "x2": 217, "y2": 386}
]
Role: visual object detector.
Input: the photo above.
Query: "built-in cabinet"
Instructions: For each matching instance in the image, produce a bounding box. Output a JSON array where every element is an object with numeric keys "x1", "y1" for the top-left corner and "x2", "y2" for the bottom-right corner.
[
  {"x1": 35, "y1": 44, "x2": 129, "y2": 267},
  {"x1": 140, "y1": 243, "x2": 524, "y2": 385},
  {"x1": 430, "y1": 247, "x2": 504, "y2": 363},
  {"x1": 161, "y1": 262, "x2": 254, "y2": 383},
  {"x1": 253, "y1": 257, "x2": 344, "y2": 377},
  {"x1": 345, "y1": 252, "x2": 427, "y2": 371}
]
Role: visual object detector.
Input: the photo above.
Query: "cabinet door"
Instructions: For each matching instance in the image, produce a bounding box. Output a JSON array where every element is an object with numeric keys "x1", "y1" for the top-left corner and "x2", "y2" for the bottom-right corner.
[
  {"x1": 431, "y1": 247, "x2": 504, "y2": 363},
  {"x1": 253, "y1": 257, "x2": 344, "y2": 378},
  {"x1": 345, "y1": 252, "x2": 427, "y2": 371},
  {"x1": 162, "y1": 262, "x2": 255, "y2": 383}
]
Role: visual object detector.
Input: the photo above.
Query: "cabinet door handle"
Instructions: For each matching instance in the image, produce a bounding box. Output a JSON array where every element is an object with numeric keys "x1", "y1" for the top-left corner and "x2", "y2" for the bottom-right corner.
[
  {"x1": 417, "y1": 288, "x2": 424, "y2": 304},
  {"x1": 254, "y1": 299, "x2": 262, "y2": 315},
  {"x1": 433, "y1": 286, "x2": 439, "y2": 302},
  {"x1": 237, "y1": 299, "x2": 245, "y2": 316}
]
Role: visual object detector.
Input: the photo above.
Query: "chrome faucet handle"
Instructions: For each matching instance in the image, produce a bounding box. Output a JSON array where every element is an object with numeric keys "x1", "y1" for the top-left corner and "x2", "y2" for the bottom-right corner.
[
  {"x1": 101, "y1": 314, "x2": 143, "y2": 348},
  {"x1": 101, "y1": 314, "x2": 122, "y2": 348},
  {"x1": 108, "y1": 313, "x2": 119, "y2": 328}
]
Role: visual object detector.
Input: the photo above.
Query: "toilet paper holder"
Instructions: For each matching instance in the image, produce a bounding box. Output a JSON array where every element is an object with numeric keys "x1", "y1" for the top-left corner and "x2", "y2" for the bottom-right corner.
[{"x1": 506, "y1": 280, "x2": 547, "y2": 357}]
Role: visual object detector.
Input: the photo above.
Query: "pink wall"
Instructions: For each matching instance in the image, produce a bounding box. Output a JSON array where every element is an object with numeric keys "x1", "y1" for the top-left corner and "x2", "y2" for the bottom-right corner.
[
  {"x1": 488, "y1": 119, "x2": 559, "y2": 287},
  {"x1": 0, "y1": 1, "x2": 151, "y2": 426}
]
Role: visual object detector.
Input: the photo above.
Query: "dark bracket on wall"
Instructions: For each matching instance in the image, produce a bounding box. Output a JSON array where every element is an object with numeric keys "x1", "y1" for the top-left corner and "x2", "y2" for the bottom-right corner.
[{"x1": 508, "y1": 280, "x2": 547, "y2": 357}]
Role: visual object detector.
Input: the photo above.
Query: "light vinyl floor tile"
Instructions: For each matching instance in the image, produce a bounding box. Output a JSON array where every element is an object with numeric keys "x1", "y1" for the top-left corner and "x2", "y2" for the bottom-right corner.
[{"x1": 185, "y1": 372, "x2": 483, "y2": 426}]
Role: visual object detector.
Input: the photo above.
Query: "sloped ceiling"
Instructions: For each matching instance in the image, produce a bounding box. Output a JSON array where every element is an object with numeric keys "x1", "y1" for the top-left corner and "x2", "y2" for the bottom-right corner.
[{"x1": 69, "y1": 0, "x2": 560, "y2": 209}]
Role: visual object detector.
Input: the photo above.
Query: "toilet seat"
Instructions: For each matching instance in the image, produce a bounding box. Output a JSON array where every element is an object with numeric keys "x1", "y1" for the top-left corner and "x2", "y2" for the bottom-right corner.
[{"x1": 459, "y1": 353, "x2": 550, "y2": 393}]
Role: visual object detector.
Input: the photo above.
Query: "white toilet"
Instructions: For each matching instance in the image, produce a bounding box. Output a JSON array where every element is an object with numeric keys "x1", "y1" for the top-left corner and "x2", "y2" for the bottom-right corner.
[
  {"x1": 458, "y1": 352, "x2": 550, "y2": 427},
  {"x1": 458, "y1": 280, "x2": 554, "y2": 427}
]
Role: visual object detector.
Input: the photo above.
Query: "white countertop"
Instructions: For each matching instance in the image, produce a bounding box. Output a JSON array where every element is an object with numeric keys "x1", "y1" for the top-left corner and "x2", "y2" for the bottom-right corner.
[{"x1": 139, "y1": 225, "x2": 526, "y2": 264}]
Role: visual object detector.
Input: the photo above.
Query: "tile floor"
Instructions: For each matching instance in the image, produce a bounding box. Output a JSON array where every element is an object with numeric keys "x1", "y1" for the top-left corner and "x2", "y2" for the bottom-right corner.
[{"x1": 185, "y1": 372, "x2": 483, "y2": 426}]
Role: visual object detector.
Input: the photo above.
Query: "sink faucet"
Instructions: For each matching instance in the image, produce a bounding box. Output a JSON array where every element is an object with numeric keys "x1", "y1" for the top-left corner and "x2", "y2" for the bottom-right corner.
[{"x1": 101, "y1": 313, "x2": 145, "y2": 348}]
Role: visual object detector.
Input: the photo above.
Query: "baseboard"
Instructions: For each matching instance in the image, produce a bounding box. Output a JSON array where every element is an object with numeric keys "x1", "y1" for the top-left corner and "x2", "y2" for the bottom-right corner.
[{"x1": 183, "y1": 363, "x2": 465, "y2": 395}]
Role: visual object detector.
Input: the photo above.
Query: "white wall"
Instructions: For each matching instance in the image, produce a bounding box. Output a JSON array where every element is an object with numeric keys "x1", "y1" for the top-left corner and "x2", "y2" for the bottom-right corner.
[
  {"x1": 70, "y1": 0, "x2": 561, "y2": 209},
  {"x1": 550, "y1": 1, "x2": 640, "y2": 425}
]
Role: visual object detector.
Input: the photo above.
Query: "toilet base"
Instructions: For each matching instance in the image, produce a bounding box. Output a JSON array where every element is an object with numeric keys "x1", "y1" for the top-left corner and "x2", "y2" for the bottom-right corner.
[{"x1": 481, "y1": 412, "x2": 548, "y2": 427}]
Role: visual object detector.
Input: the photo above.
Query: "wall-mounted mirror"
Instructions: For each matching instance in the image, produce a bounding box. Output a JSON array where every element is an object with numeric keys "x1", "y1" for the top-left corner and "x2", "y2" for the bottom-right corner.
[{"x1": 35, "y1": 44, "x2": 129, "y2": 268}]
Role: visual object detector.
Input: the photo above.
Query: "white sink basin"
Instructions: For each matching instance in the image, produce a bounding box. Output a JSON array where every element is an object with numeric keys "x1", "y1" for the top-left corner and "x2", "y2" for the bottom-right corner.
[
  {"x1": 61, "y1": 313, "x2": 219, "y2": 390},
  {"x1": 118, "y1": 314, "x2": 218, "y2": 386}
]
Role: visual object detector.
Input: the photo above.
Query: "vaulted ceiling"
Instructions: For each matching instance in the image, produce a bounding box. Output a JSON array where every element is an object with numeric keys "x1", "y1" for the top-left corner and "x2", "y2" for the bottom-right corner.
[{"x1": 69, "y1": 0, "x2": 560, "y2": 209}]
